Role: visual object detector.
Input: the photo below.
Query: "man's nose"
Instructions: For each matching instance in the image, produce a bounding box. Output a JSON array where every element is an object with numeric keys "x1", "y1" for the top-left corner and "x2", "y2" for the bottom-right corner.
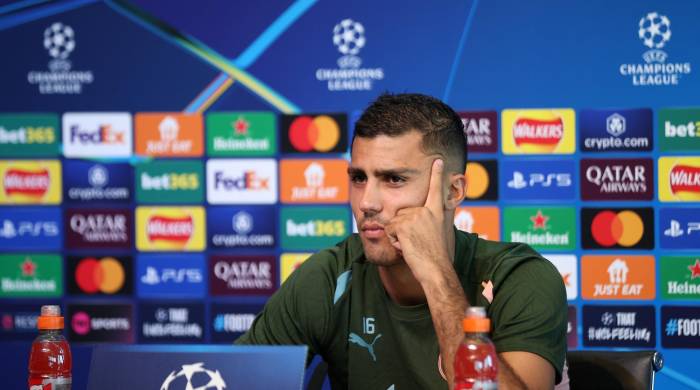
[{"x1": 359, "y1": 180, "x2": 382, "y2": 214}]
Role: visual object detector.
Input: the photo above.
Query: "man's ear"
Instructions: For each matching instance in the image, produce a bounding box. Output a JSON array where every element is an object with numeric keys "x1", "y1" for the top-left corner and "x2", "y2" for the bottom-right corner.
[{"x1": 445, "y1": 172, "x2": 465, "y2": 210}]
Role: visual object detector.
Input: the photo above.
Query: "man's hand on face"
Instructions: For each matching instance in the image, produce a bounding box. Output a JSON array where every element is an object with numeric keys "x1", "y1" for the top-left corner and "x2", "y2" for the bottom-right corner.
[{"x1": 385, "y1": 158, "x2": 452, "y2": 284}]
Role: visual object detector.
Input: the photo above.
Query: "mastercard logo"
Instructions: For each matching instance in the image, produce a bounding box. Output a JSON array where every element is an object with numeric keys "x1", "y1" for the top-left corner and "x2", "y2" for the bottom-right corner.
[
  {"x1": 464, "y1": 160, "x2": 497, "y2": 200},
  {"x1": 590, "y1": 210, "x2": 644, "y2": 247},
  {"x1": 75, "y1": 257, "x2": 125, "y2": 294},
  {"x1": 288, "y1": 115, "x2": 341, "y2": 152}
]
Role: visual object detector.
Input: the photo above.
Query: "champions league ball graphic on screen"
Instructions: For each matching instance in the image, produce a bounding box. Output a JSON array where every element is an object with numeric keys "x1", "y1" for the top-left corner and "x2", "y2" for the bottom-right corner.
[
  {"x1": 160, "y1": 362, "x2": 227, "y2": 390},
  {"x1": 43, "y1": 22, "x2": 75, "y2": 60},
  {"x1": 638, "y1": 12, "x2": 671, "y2": 49},
  {"x1": 332, "y1": 18, "x2": 365, "y2": 56}
]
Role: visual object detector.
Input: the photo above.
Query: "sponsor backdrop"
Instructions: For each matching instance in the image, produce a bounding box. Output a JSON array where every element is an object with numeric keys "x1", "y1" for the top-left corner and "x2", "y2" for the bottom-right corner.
[{"x1": 0, "y1": 1, "x2": 699, "y2": 388}]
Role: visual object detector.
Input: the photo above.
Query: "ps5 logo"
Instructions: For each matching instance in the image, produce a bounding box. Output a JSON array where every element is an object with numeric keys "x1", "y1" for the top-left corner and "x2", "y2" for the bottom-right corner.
[
  {"x1": 0, "y1": 219, "x2": 59, "y2": 238},
  {"x1": 507, "y1": 171, "x2": 572, "y2": 189},
  {"x1": 664, "y1": 219, "x2": 700, "y2": 238},
  {"x1": 140, "y1": 266, "x2": 203, "y2": 285}
]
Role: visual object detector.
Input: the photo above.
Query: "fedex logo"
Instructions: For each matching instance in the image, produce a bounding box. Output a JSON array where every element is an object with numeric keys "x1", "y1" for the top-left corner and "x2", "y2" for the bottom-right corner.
[
  {"x1": 62, "y1": 113, "x2": 132, "y2": 158},
  {"x1": 207, "y1": 159, "x2": 277, "y2": 204},
  {"x1": 501, "y1": 160, "x2": 576, "y2": 200}
]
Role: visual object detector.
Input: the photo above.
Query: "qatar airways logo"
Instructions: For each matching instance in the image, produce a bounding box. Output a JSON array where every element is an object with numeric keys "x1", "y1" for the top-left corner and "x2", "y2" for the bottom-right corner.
[
  {"x1": 211, "y1": 256, "x2": 275, "y2": 295},
  {"x1": 582, "y1": 159, "x2": 653, "y2": 200},
  {"x1": 66, "y1": 210, "x2": 130, "y2": 248},
  {"x1": 3, "y1": 169, "x2": 49, "y2": 197}
]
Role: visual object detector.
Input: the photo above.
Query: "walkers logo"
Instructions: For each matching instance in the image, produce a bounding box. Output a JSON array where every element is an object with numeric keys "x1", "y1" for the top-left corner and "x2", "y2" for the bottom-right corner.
[
  {"x1": 280, "y1": 114, "x2": 348, "y2": 153},
  {"x1": 67, "y1": 304, "x2": 133, "y2": 343},
  {"x1": 581, "y1": 208, "x2": 654, "y2": 250},
  {"x1": 315, "y1": 19, "x2": 385, "y2": 92},
  {"x1": 583, "y1": 305, "x2": 655, "y2": 348},
  {"x1": 139, "y1": 303, "x2": 204, "y2": 343},
  {"x1": 134, "y1": 113, "x2": 204, "y2": 157},
  {"x1": 501, "y1": 159, "x2": 575, "y2": 200},
  {"x1": 210, "y1": 303, "x2": 264, "y2": 343},
  {"x1": 0, "y1": 160, "x2": 61, "y2": 204},
  {"x1": 453, "y1": 207, "x2": 500, "y2": 241},
  {"x1": 208, "y1": 206, "x2": 275, "y2": 249},
  {"x1": 546, "y1": 255, "x2": 577, "y2": 300},
  {"x1": 280, "y1": 159, "x2": 349, "y2": 203},
  {"x1": 136, "y1": 254, "x2": 206, "y2": 298},
  {"x1": 459, "y1": 111, "x2": 498, "y2": 153},
  {"x1": 63, "y1": 161, "x2": 131, "y2": 203},
  {"x1": 0, "y1": 114, "x2": 59, "y2": 156},
  {"x1": 619, "y1": 12, "x2": 692, "y2": 86},
  {"x1": 660, "y1": 208, "x2": 700, "y2": 249},
  {"x1": 662, "y1": 306, "x2": 700, "y2": 348},
  {"x1": 136, "y1": 207, "x2": 205, "y2": 251},
  {"x1": 0, "y1": 254, "x2": 62, "y2": 298},
  {"x1": 210, "y1": 256, "x2": 276, "y2": 296},
  {"x1": 581, "y1": 159, "x2": 653, "y2": 200},
  {"x1": 67, "y1": 256, "x2": 132, "y2": 296},
  {"x1": 65, "y1": 209, "x2": 131, "y2": 249},
  {"x1": 659, "y1": 157, "x2": 700, "y2": 201},
  {"x1": 464, "y1": 160, "x2": 498, "y2": 201},
  {"x1": 62, "y1": 112, "x2": 132, "y2": 158},
  {"x1": 502, "y1": 109, "x2": 575, "y2": 154},
  {"x1": 280, "y1": 253, "x2": 313, "y2": 285},
  {"x1": 658, "y1": 108, "x2": 700, "y2": 151},
  {"x1": 567, "y1": 306, "x2": 577, "y2": 348},
  {"x1": 579, "y1": 109, "x2": 652, "y2": 152},
  {"x1": 0, "y1": 207, "x2": 61, "y2": 250},
  {"x1": 661, "y1": 257, "x2": 700, "y2": 300},
  {"x1": 206, "y1": 112, "x2": 276, "y2": 156},
  {"x1": 503, "y1": 207, "x2": 575, "y2": 250},
  {"x1": 206, "y1": 159, "x2": 277, "y2": 204},
  {"x1": 281, "y1": 206, "x2": 350, "y2": 250},
  {"x1": 581, "y1": 255, "x2": 655, "y2": 300},
  {"x1": 27, "y1": 22, "x2": 95, "y2": 95},
  {"x1": 135, "y1": 161, "x2": 203, "y2": 203}
]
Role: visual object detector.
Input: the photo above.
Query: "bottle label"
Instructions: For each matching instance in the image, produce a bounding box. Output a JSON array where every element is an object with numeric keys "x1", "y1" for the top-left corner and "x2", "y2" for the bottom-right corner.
[{"x1": 29, "y1": 377, "x2": 72, "y2": 390}]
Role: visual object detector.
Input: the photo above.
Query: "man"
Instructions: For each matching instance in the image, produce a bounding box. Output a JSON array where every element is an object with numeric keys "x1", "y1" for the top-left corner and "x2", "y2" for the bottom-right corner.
[{"x1": 236, "y1": 93, "x2": 567, "y2": 389}]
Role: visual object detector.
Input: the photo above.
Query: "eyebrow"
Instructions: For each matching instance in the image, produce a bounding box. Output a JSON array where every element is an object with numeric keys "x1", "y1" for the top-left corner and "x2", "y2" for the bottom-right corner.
[{"x1": 347, "y1": 167, "x2": 421, "y2": 176}]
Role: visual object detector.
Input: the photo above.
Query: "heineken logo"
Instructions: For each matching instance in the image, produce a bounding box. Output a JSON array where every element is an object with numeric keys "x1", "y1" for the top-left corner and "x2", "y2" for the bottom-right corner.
[
  {"x1": 0, "y1": 254, "x2": 62, "y2": 297},
  {"x1": 661, "y1": 257, "x2": 700, "y2": 299},
  {"x1": 206, "y1": 112, "x2": 276, "y2": 156},
  {"x1": 504, "y1": 207, "x2": 575, "y2": 250}
]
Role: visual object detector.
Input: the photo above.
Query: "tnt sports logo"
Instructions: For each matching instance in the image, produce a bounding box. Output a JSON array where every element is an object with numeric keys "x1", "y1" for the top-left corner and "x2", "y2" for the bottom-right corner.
[
  {"x1": 281, "y1": 114, "x2": 348, "y2": 154},
  {"x1": 161, "y1": 362, "x2": 226, "y2": 390},
  {"x1": 134, "y1": 113, "x2": 204, "y2": 157},
  {"x1": 464, "y1": 160, "x2": 498, "y2": 201},
  {"x1": 580, "y1": 256, "x2": 656, "y2": 300},
  {"x1": 67, "y1": 304, "x2": 133, "y2": 343},
  {"x1": 207, "y1": 159, "x2": 277, "y2": 204},
  {"x1": 582, "y1": 208, "x2": 654, "y2": 250},
  {"x1": 44, "y1": 22, "x2": 75, "y2": 60},
  {"x1": 62, "y1": 113, "x2": 132, "y2": 158},
  {"x1": 73, "y1": 257, "x2": 125, "y2": 295},
  {"x1": 280, "y1": 159, "x2": 349, "y2": 203},
  {"x1": 502, "y1": 109, "x2": 575, "y2": 154},
  {"x1": 658, "y1": 157, "x2": 700, "y2": 201},
  {"x1": 136, "y1": 207, "x2": 205, "y2": 251},
  {"x1": 0, "y1": 161, "x2": 61, "y2": 204}
]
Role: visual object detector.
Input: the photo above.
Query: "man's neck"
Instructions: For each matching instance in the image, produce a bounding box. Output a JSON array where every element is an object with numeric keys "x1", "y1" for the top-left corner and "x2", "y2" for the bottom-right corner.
[{"x1": 377, "y1": 225, "x2": 456, "y2": 306}]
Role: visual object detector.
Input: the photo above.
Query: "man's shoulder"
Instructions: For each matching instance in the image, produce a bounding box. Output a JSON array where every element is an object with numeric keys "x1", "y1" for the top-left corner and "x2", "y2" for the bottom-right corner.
[{"x1": 290, "y1": 234, "x2": 364, "y2": 286}]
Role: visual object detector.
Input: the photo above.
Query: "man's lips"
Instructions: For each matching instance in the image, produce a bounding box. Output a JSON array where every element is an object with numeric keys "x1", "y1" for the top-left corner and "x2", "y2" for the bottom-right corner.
[{"x1": 361, "y1": 223, "x2": 385, "y2": 238}]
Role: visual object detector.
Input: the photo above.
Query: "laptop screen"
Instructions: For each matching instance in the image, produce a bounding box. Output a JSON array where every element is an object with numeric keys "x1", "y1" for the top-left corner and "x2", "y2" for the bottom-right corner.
[{"x1": 88, "y1": 345, "x2": 308, "y2": 390}]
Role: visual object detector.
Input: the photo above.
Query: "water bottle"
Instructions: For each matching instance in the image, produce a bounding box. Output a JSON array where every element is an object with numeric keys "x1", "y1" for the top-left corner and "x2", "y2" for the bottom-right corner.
[
  {"x1": 28, "y1": 305, "x2": 72, "y2": 390},
  {"x1": 454, "y1": 307, "x2": 498, "y2": 389}
]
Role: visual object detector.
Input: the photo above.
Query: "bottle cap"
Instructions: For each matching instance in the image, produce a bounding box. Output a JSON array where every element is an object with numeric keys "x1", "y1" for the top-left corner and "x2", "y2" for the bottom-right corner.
[
  {"x1": 37, "y1": 305, "x2": 64, "y2": 330},
  {"x1": 462, "y1": 306, "x2": 491, "y2": 333}
]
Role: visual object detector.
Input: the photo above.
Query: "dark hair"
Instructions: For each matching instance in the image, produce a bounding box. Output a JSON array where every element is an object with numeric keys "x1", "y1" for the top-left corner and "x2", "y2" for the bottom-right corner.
[{"x1": 353, "y1": 93, "x2": 467, "y2": 172}]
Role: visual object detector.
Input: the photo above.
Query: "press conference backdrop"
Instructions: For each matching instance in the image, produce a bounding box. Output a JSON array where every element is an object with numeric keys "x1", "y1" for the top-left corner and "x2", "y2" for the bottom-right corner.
[{"x1": 0, "y1": 0, "x2": 699, "y2": 388}]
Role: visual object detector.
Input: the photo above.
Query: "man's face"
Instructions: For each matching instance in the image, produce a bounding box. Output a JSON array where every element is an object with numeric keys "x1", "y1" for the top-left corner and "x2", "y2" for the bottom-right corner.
[{"x1": 349, "y1": 131, "x2": 439, "y2": 266}]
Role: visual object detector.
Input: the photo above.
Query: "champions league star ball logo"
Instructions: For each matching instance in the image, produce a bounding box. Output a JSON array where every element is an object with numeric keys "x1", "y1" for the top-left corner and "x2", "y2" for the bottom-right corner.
[
  {"x1": 44, "y1": 22, "x2": 75, "y2": 60},
  {"x1": 333, "y1": 19, "x2": 365, "y2": 56},
  {"x1": 160, "y1": 362, "x2": 227, "y2": 390},
  {"x1": 638, "y1": 12, "x2": 671, "y2": 50}
]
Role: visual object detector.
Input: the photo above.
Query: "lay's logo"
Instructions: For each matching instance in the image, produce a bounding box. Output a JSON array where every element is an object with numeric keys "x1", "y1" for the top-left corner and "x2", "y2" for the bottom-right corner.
[
  {"x1": 136, "y1": 207, "x2": 205, "y2": 251},
  {"x1": 502, "y1": 109, "x2": 575, "y2": 154},
  {"x1": 0, "y1": 161, "x2": 61, "y2": 204},
  {"x1": 659, "y1": 157, "x2": 700, "y2": 201}
]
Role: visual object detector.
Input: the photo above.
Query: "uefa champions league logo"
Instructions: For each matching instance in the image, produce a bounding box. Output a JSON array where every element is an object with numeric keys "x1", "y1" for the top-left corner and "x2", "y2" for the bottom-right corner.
[
  {"x1": 638, "y1": 12, "x2": 671, "y2": 63},
  {"x1": 44, "y1": 22, "x2": 75, "y2": 60},
  {"x1": 333, "y1": 18, "x2": 365, "y2": 68},
  {"x1": 160, "y1": 362, "x2": 226, "y2": 390}
]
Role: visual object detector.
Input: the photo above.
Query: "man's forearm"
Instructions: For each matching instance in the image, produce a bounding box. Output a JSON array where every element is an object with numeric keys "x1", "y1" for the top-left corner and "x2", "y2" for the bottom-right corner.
[
  {"x1": 497, "y1": 354, "x2": 529, "y2": 390},
  {"x1": 422, "y1": 267, "x2": 468, "y2": 388}
]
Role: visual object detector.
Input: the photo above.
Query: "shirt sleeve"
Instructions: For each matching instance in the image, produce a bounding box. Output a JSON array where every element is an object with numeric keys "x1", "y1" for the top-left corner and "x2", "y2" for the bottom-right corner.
[
  {"x1": 234, "y1": 250, "x2": 336, "y2": 360},
  {"x1": 487, "y1": 254, "x2": 568, "y2": 383}
]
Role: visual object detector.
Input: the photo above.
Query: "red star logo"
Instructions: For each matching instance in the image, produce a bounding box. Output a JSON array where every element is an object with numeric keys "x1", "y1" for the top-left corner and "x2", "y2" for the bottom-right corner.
[
  {"x1": 689, "y1": 259, "x2": 700, "y2": 279},
  {"x1": 530, "y1": 210, "x2": 549, "y2": 230},
  {"x1": 21, "y1": 258, "x2": 36, "y2": 277},
  {"x1": 561, "y1": 273, "x2": 571, "y2": 287},
  {"x1": 232, "y1": 117, "x2": 249, "y2": 135}
]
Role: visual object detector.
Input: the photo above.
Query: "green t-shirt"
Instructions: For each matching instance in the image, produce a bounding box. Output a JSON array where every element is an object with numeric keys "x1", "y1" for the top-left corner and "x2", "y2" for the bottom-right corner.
[{"x1": 236, "y1": 229, "x2": 567, "y2": 389}]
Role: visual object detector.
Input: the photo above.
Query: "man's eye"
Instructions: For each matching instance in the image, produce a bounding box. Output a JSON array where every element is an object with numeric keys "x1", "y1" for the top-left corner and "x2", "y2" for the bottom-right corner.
[
  {"x1": 388, "y1": 175, "x2": 405, "y2": 184},
  {"x1": 350, "y1": 173, "x2": 366, "y2": 183}
]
